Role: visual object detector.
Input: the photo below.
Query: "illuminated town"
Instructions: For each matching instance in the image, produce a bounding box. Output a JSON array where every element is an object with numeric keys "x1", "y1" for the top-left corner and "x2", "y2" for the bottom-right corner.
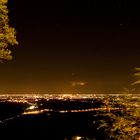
[
  {"x1": 0, "y1": 94, "x2": 140, "y2": 139},
  {"x1": 0, "y1": 94, "x2": 139, "y2": 115},
  {"x1": 1, "y1": 0, "x2": 140, "y2": 139}
]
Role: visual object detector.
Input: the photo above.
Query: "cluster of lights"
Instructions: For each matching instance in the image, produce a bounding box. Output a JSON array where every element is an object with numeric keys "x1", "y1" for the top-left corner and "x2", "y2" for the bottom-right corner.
[{"x1": 0, "y1": 94, "x2": 139, "y2": 116}]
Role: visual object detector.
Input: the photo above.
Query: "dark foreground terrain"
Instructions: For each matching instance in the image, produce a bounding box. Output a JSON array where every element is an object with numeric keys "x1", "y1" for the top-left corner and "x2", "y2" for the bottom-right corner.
[{"x1": 0, "y1": 94, "x2": 140, "y2": 140}]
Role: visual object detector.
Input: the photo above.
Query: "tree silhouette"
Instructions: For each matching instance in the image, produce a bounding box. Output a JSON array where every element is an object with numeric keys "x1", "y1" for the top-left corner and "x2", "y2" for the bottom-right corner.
[
  {"x1": 132, "y1": 67, "x2": 140, "y2": 85},
  {"x1": 0, "y1": 0, "x2": 18, "y2": 62}
]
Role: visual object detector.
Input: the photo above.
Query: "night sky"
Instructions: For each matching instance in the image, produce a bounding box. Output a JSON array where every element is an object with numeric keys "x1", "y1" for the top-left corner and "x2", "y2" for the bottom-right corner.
[{"x1": 0, "y1": 0, "x2": 140, "y2": 93}]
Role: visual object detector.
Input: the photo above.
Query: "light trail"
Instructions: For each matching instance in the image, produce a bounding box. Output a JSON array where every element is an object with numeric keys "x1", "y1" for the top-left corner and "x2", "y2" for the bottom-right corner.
[{"x1": 22, "y1": 107, "x2": 121, "y2": 115}]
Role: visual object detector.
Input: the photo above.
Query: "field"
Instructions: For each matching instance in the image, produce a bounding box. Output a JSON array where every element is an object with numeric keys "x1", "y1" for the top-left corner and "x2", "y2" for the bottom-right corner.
[{"x1": 0, "y1": 94, "x2": 140, "y2": 140}]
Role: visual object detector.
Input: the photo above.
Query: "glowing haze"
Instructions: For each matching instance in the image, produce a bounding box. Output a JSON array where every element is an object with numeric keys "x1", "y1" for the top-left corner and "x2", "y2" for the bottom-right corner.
[{"x1": 0, "y1": 0, "x2": 140, "y2": 93}]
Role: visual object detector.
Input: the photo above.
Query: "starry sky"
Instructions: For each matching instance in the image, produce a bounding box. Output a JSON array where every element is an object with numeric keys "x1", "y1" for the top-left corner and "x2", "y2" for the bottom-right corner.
[{"x1": 0, "y1": 0, "x2": 140, "y2": 93}]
